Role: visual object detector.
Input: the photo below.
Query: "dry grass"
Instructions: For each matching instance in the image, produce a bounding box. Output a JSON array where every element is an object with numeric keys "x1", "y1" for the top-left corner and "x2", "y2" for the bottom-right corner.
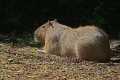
[{"x1": 0, "y1": 38, "x2": 120, "y2": 80}]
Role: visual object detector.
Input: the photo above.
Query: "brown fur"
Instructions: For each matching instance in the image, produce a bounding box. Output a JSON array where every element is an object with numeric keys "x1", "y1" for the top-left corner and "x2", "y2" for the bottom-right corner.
[
  {"x1": 34, "y1": 20, "x2": 112, "y2": 62},
  {"x1": 60, "y1": 26, "x2": 111, "y2": 61}
]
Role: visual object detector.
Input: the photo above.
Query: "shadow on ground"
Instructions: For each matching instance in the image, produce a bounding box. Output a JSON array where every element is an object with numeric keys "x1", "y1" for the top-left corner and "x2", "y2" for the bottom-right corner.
[{"x1": 0, "y1": 33, "x2": 42, "y2": 48}]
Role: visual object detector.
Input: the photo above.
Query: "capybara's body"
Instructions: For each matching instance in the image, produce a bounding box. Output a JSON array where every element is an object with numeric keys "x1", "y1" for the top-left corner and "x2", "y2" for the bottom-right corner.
[
  {"x1": 60, "y1": 26, "x2": 111, "y2": 61},
  {"x1": 34, "y1": 20, "x2": 112, "y2": 62}
]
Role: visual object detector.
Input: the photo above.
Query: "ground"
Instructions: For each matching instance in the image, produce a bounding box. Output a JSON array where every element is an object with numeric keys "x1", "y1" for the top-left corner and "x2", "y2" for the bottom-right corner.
[{"x1": 0, "y1": 35, "x2": 120, "y2": 80}]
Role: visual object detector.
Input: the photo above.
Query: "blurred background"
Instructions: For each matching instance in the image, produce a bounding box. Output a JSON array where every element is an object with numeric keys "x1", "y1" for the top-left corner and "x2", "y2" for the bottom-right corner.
[{"x1": 0, "y1": 0, "x2": 120, "y2": 39}]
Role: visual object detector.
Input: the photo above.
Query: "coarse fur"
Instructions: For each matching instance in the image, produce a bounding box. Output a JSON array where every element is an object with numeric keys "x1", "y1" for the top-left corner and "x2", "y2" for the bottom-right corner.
[
  {"x1": 60, "y1": 26, "x2": 112, "y2": 61},
  {"x1": 34, "y1": 20, "x2": 112, "y2": 62}
]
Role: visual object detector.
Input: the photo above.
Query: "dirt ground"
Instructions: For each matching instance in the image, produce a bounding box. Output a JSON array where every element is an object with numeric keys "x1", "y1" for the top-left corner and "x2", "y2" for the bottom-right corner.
[{"x1": 0, "y1": 37, "x2": 120, "y2": 80}]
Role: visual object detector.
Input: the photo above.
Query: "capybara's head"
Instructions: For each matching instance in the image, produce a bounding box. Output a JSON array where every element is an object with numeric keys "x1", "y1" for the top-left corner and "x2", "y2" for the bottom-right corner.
[{"x1": 34, "y1": 19, "x2": 57, "y2": 45}]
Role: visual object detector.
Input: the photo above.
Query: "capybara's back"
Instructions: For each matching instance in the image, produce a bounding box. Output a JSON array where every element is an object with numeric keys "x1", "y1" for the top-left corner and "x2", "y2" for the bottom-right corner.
[
  {"x1": 59, "y1": 25, "x2": 111, "y2": 62},
  {"x1": 77, "y1": 26, "x2": 111, "y2": 61}
]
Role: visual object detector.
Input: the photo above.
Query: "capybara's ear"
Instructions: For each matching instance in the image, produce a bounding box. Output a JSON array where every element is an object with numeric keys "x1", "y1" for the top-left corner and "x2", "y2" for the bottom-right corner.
[
  {"x1": 48, "y1": 20, "x2": 50, "y2": 23},
  {"x1": 48, "y1": 20, "x2": 54, "y2": 28}
]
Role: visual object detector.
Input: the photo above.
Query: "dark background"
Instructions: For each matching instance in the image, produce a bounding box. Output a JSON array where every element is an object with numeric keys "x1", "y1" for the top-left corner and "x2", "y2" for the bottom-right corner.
[{"x1": 0, "y1": 0, "x2": 120, "y2": 39}]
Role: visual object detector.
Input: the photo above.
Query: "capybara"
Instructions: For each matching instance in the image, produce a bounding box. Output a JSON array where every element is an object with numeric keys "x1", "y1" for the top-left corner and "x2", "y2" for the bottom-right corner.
[{"x1": 34, "y1": 19, "x2": 112, "y2": 62}]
